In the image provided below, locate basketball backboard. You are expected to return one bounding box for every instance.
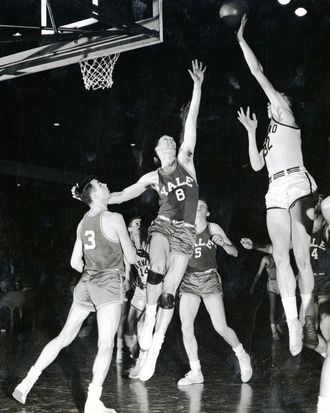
[0,0,163,82]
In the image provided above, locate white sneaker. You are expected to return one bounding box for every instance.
[84,398,116,413]
[237,352,253,383]
[287,319,303,356]
[12,379,33,404]
[139,316,156,351]
[129,350,148,379]
[138,348,160,382]
[177,370,204,386]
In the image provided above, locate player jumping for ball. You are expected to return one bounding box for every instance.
[236,15,318,356]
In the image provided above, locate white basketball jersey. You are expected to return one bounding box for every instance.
[263,118,304,176]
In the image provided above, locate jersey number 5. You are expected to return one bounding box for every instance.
[84,230,96,250]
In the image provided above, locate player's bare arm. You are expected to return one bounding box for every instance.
[103,212,137,264]
[240,237,273,254]
[70,221,84,273]
[321,195,330,241]
[237,107,264,171]
[178,59,206,175]
[108,170,159,204]
[210,222,238,257]
[250,256,268,294]
[237,15,293,121]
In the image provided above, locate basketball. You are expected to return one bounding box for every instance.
[219,0,249,28]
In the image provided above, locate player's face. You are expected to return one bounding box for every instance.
[196,200,208,219]
[91,179,110,200]
[156,136,176,159]
[129,219,141,236]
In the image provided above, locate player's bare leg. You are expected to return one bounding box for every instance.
[85,303,121,413]
[139,233,168,351]
[178,294,204,385]
[267,208,303,356]
[13,304,90,404]
[139,253,189,381]
[291,196,318,349]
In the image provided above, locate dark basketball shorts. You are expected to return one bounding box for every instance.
[148,218,196,259]
[180,269,223,298]
[73,269,124,311]
[314,273,330,304]
[267,279,280,295]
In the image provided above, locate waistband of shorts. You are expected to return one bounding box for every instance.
[268,166,306,183]
[187,268,217,276]
[157,215,195,229]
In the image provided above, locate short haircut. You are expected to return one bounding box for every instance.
[198,198,209,210]
[74,175,96,205]
[128,216,142,228]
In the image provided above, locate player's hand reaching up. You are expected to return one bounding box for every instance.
[188,59,207,86]
[237,107,258,135]
[237,13,247,42]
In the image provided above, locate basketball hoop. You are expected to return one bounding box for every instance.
[79,53,120,91]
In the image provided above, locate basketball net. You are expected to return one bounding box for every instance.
[79,53,120,90]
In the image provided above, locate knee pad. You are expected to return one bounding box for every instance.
[158,293,175,309]
[147,270,164,285]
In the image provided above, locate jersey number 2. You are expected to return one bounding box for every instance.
[84,230,96,250]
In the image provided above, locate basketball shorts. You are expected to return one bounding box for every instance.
[148,218,196,259]
[180,269,223,298]
[267,279,280,295]
[130,286,146,312]
[314,273,330,304]
[265,170,317,210]
[73,269,124,311]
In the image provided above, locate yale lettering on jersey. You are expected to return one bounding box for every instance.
[160,176,194,197]
[195,237,214,250]
[310,237,326,251]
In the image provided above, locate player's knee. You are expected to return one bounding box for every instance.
[147,269,164,285]
[158,293,175,309]
[272,252,290,272]
[294,250,309,272]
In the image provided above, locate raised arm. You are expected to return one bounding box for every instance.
[210,222,238,257]
[250,256,268,294]
[237,15,285,108]
[178,59,206,167]
[70,222,84,273]
[237,107,264,171]
[108,170,158,205]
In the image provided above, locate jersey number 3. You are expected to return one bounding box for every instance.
[84,230,96,250]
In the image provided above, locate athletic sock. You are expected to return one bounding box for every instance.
[300,293,313,320]
[281,297,298,321]
[233,343,246,357]
[145,303,157,318]
[317,396,330,413]
[189,359,201,372]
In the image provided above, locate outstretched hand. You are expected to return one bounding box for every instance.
[237,14,247,42]
[188,59,207,86]
[240,238,254,250]
[237,107,258,134]
[71,184,82,201]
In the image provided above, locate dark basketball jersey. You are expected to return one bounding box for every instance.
[310,224,330,276]
[80,211,124,276]
[158,160,199,225]
[186,224,217,273]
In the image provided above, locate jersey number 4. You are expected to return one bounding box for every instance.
[84,230,96,250]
